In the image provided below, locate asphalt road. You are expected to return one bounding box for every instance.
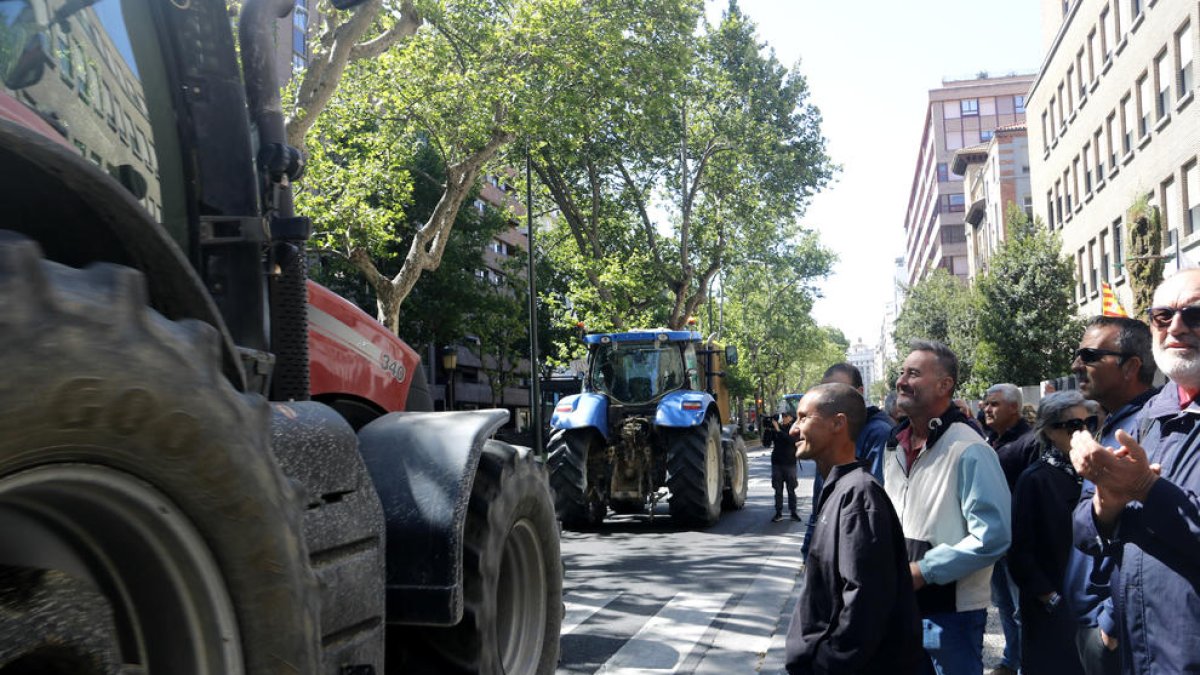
[556,445,1007,674]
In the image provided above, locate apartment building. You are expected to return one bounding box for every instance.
[1028,0,1198,316]
[903,74,1036,286]
[953,125,1034,278]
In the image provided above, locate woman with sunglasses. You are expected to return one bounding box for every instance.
[1007,391,1094,675]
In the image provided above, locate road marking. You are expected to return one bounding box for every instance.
[598,591,732,673]
[561,590,618,635]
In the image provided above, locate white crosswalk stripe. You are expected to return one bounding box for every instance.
[561,590,619,635]
[596,591,732,674]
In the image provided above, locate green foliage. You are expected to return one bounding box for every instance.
[1125,194,1163,317]
[531,0,834,332]
[971,205,1081,393]
[893,268,979,390]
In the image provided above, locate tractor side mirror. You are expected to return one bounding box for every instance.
[1,2,50,91]
[724,345,738,366]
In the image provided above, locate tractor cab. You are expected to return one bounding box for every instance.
[584,331,695,406]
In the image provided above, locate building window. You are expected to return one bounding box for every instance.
[1067,67,1077,111]
[1077,50,1089,98]
[1072,157,1081,203]
[937,163,949,182]
[1106,112,1119,168]
[1047,192,1056,229]
[1164,176,1179,234]
[941,193,966,213]
[292,0,308,70]
[1083,145,1092,193]
[488,240,508,256]
[1024,195,1034,220]
[1094,128,1105,179]
[1101,7,1114,61]
[941,225,966,243]
[1186,161,1200,235]
[961,99,979,116]
[1136,74,1152,137]
[980,129,994,142]
[1077,249,1087,298]
[1041,111,1050,152]
[1088,239,1098,295]
[1057,84,1066,129]
[1014,94,1026,114]
[1049,99,1058,139]
[1055,180,1064,223]
[1100,236,1111,283]
[1156,50,1172,119]
[1088,29,1098,81]
[1120,95,1133,154]
[1064,169,1073,213]
[1179,22,1194,98]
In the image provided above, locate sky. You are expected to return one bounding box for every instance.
[704,0,1045,347]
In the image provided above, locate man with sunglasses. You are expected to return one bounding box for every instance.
[1065,317,1157,675]
[1071,271,1200,675]
[885,340,1011,675]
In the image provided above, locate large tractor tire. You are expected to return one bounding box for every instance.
[666,417,724,526]
[722,434,749,510]
[395,441,562,675]
[0,233,320,673]
[547,428,605,528]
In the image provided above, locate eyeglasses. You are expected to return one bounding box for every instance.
[1072,347,1131,364]
[1147,305,1200,330]
[1049,416,1098,433]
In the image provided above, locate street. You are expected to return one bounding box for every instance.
[557,444,1007,674]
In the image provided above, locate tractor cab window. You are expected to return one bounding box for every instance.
[589,342,686,404]
[1,0,184,236]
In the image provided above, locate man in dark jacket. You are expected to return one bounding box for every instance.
[763,409,801,522]
[1065,315,1157,675]
[1071,270,1200,674]
[801,363,894,556]
[784,383,921,674]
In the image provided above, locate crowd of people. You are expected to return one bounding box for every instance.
[776,269,1200,675]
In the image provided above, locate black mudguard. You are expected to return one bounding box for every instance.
[357,409,509,626]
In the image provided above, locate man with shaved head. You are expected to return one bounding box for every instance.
[784,383,920,674]
[1071,269,1200,674]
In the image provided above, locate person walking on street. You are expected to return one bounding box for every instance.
[764,410,801,523]
[801,362,895,556]
[980,383,1033,675]
[784,383,922,674]
[1008,391,1092,675]
[885,339,1012,675]
[1071,269,1200,674]
[1066,316,1156,675]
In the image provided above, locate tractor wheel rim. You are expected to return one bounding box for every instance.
[497,518,547,673]
[0,463,243,674]
[705,432,720,502]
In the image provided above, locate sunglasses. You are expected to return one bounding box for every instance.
[1049,416,1098,433]
[1147,305,1200,329]
[1072,347,1131,364]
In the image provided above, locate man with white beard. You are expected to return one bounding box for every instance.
[1070,269,1200,674]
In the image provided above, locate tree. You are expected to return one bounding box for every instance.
[893,268,978,390]
[297,0,677,332]
[971,205,1081,392]
[531,0,833,330]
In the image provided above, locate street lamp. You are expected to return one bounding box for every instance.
[441,345,458,411]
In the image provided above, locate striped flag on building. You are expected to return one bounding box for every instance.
[1100,282,1129,317]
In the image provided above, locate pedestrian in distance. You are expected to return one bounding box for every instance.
[763,409,801,523]
[884,339,1012,675]
[801,362,895,556]
[784,383,922,674]
[1065,315,1156,675]
[1070,269,1200,674]
[1007,391,1092,675]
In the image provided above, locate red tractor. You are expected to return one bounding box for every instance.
[0,0,561,673]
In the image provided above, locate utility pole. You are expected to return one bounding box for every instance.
[526,145,543,456]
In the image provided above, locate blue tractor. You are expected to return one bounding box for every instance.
[547,329,749,527]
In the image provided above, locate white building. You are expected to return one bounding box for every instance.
[847,339,878,399]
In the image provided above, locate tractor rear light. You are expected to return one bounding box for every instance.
[681,401,702,410]
[555,402,575,413]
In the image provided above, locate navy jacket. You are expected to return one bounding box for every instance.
[1073,384,1200,674]
[786,461,921,674]
[764,418,798,466]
